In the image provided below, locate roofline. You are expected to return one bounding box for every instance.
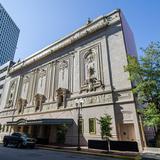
[10,9,121,73]
[20,9,119,62]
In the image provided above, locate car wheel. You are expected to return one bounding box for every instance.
[3,141,8,147]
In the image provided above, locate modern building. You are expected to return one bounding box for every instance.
[0,61,15,109]
[0,9,144,151]
[0,3,20,65]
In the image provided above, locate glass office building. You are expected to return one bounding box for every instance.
[0,3,20,65]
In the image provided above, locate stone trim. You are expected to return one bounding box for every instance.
[0,89,134,118]
[0,100,135,119]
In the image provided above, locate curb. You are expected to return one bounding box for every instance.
[37,146,138,160]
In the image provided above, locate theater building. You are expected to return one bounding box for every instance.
[0,9,143,150]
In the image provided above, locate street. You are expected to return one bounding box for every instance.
[0,144,124,160]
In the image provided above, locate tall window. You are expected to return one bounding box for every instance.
[89,118,96,134]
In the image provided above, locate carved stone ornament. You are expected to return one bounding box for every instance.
[39,68,47,78]
[80,79,104,93]
[56,88,70,108]
[23,75,30,83]
[80,48,104,93]
[34,94,46,111]
[17,98,27,114]
[59,60,68,70]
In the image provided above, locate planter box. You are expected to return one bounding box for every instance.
[88,140,108,150]
[88,140,139,152]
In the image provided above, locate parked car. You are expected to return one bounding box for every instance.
[3,132,36,148]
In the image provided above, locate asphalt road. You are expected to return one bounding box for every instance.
[0,144,124,160]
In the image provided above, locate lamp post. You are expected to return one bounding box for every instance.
[75,98,84,151]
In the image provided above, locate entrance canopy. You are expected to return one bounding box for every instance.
[7,118,73,126]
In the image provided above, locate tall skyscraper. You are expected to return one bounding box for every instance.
[0,3,20,65]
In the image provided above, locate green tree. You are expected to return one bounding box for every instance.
[142,103,160,127]
[56,124,68,144]
[98,114,112,151]
[124,42,160,146]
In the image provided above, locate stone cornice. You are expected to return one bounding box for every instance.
[10,9,120,74]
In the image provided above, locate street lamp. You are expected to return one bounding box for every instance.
[75,98,84,151]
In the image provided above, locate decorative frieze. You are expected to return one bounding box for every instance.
[0,110,15,117]
[0,90,134,117]
[82,94,112,106]
[67,93,112,108]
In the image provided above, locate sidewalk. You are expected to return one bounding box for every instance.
[141,153,160,160]
[141,147,160,160]
[37,144,139,160]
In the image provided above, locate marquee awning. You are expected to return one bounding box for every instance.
[7,118,73,126]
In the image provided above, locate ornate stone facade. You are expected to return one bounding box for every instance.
[80,43,104,93]
[0,10,143,151]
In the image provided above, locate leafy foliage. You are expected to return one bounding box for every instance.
[139,103,160,127]
[98,114,112,140]
[57,124,68,144]
[124,42,160,127]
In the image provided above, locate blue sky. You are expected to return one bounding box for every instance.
[0,0,160,61]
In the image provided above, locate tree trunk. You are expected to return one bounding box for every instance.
[108,139,110,152]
